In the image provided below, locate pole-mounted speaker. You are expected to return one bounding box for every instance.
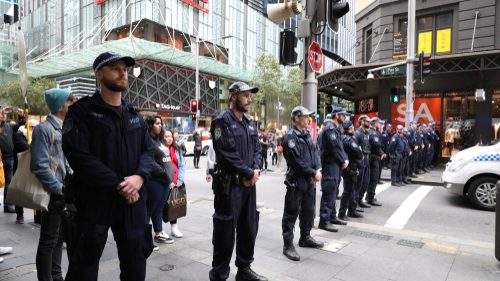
[267,0,303,24]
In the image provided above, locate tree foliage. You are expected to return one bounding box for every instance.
[0,77,56,116]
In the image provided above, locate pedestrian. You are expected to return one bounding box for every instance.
[209,81,267,281]
[31,88,74,281]
[354,115,372,209]
[282,106,324,262]
[270,132,278,166]
[163,129,186,239]
[317,108,349,233]
[338,120,364,220]
[0,107,18,214]
[193,130,202,168]
[12,119,40,224]
[276,137,284,172]
[259,129,269,172]
[62,52,155,281]
[365,117,386,206]
[389,125,405,186]
[144,115,174,248]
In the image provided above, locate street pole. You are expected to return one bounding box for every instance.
[195,37,200,130]
[301,0,317,113]
[405,0,416,128]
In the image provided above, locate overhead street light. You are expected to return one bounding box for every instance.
[367,72,374,79]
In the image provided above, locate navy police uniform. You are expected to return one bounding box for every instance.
[209,99,262,279]
[354,123,371,205]
[366,120,385,203]
[389,129,405,185]
[338,120,364,218]
[62,92,155,281]
[317,118,348,227]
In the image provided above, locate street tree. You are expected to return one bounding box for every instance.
[0,77,56,116]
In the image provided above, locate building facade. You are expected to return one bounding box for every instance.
[319,0,500,158]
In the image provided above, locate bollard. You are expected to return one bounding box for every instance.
[496,180,500,262]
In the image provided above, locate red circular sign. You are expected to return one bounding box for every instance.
[308,41,323,72]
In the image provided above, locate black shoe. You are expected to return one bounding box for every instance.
[283,245,300,261]
[358,202,371,208]
[367,198,382,207]
[403,179,411,184]
[377,180,384,184]
[392,182,402,187]
[330,217,347,226]
[318,222,339,232]
[347,211,363,218]
[298,236,324,249]
[356,208,364,213]
[236,266,268,281]
[338,213,348,221]
[409,174,417,178]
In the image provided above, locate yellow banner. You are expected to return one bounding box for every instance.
[436,28,451,53]
[418,31,433,54]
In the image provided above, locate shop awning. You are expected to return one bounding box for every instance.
[9,36,252,82]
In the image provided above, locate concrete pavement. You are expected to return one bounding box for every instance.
[1,159,499,281]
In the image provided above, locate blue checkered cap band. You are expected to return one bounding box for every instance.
[473,154,500,161]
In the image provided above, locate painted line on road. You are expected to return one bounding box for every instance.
[384,185,434,230]
[375,183,391,194]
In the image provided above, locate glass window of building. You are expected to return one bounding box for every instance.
[492,90,500,143]
[363,26,372,63]
[442,93,476,157]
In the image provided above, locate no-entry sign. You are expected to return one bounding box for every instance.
[308,41,323,73]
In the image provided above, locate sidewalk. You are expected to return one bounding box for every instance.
[380,166,445,186]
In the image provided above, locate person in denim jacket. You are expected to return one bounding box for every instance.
[31,88,74,281]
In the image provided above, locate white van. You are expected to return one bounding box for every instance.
[442,142,500,211]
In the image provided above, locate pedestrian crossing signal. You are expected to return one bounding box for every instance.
[390,95,400,103]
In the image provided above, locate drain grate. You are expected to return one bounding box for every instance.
[350,230,392,241]
[397,239,424,248]
[160,264,175,271]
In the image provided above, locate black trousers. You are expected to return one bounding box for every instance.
[261,152,268,170]
[282,185,315,245]
[210,184,258,281]
[66,222,153,281]
[36,194,65,281]
[339,173,357,215]
[319,176,340,223]
[194,150,202,167]
[356,158,370,203]
[366,158,380,200]
[391,154,402,183]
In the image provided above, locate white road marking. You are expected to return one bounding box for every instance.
[384,185,434,230]
[375,182,391,194]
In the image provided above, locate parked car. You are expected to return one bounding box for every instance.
[178,134,212,156]
[442,142,500,211]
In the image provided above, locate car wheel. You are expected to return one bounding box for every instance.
[467,176,497,211]
[202,146,209,156]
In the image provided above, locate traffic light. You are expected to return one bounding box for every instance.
[419,51,431,83]
[390,88,400,103]
[327,0,350,32]
[279,30,298,66]
[190,99,198,113]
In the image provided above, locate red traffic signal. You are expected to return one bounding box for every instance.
[190,99,198,112]
[419,51,431,83]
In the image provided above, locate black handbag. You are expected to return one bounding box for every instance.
[163,184,187,222]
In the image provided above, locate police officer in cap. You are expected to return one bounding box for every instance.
[282,106,323,262]
[338,120,364,220]
[365,117,386,206]
[317,108,349,232]
[209,81,267,281]
[389,125,405,186]
[354,115,372,209]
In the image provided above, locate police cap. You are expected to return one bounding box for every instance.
[331,107,350,116]
[396,125,404,131]
[93,52,135,72]
[291,106,315,118]
[343,120,354,130]
[229,81,259,95]
[358,115,369,123]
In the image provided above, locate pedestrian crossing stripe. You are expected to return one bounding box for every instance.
[473,153,500,161]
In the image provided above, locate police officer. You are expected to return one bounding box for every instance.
[282,106,323,262]
[338,120,364,220]
[381,123,392,170]
[209,81,267,281]
[354,115,371,208]
[408,121,419,178]
[419,125,429,173]
[401,128,412,184]
[62,52,156,281]
[365,117,386,206]
[389,125,405,186]
[317,108,349,232]
[414,123,425,174]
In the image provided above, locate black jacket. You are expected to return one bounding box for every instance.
[317,120,348,179]
[62,92,155,239]
[149,137,174,184]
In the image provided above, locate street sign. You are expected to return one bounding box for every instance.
[308,41,323,73]
[381,65,406,76]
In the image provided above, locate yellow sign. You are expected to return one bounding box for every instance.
[436,28,451,53]
[418,31,433,54]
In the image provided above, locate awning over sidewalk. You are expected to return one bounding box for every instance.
[9,36,252,82]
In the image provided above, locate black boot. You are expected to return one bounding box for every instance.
[367,198,382,207]
[330,217,347,225]
[236,266,268,281]
[283,245,300,261]
[347,211,363,218]
[298,236,324,249]
[358,201,371,208]
[318,222,339,232]
[338,213,348,221]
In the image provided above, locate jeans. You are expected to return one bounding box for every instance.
[3,157,14,210]
[36,194,65,281]
[145,179,169,233]
[194,150,202,167]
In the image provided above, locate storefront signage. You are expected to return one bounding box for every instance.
[418,31,433,54]
[155,103,181,111]
[393,32,407,59]
[391,97,441,127]
[355,97,378,114]
[179,0,208,13]
[436,28,451,53]
[381,65,406,76]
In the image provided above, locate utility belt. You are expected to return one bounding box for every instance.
[343,167,359,177]
[212,167,240,196]
[322,157,335,164]
[370,154,381,161]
